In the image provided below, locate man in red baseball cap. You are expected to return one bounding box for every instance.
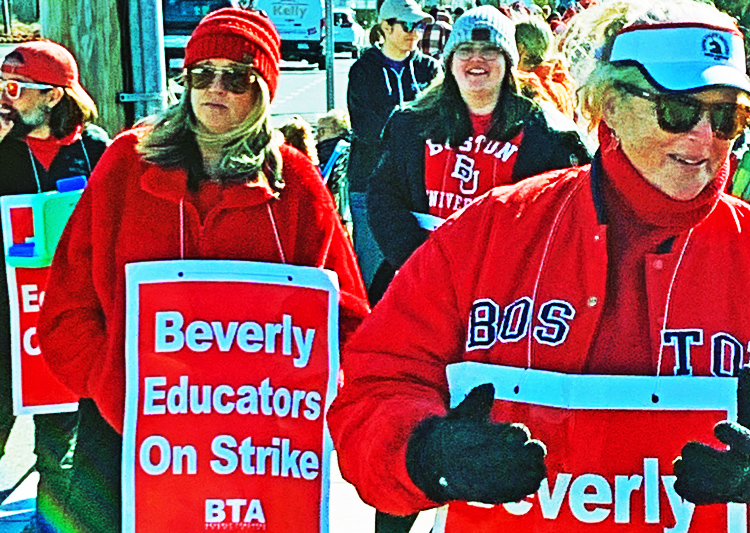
[0,39,109,533]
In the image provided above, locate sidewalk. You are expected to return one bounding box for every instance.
[0,416,436,532]
[0,415,36,532]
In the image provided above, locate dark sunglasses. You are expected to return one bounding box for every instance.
[186,65,257,94]
[0,79,54,100]
[614,81,750,140]
[387,19,425,33]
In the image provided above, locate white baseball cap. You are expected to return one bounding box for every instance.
[609,22,750,94]
[379,0,433,24]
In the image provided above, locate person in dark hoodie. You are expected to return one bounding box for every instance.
[346,0,440,305]
[367,6,590,276]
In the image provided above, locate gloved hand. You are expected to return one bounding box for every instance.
[405,383,547,505]
[673,368,750,504]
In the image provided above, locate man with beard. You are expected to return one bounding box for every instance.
[0,40,108,532]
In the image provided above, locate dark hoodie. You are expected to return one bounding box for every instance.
[347,46,440,192]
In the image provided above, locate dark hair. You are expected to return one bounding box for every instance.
[49,88,97,139]
[408,53,529,145]
[369,24,385,45]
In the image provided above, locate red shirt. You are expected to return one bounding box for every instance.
[25,125,83,170]
[423,113,522,219]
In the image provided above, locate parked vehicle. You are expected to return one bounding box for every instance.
[333,8,366,58]
[251,0,326,69]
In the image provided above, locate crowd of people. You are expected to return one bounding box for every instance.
[0,0,749,532]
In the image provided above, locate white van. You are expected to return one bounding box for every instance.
[250,0,326,69]
[333,8,366,58]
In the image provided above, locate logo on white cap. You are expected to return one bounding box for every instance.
[608,23,750,93]
[703,33,730,61]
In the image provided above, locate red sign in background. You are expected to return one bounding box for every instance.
[2,198,78,414]
[123,265,337,533]
[13,266,78,410]
[444,363,747,532]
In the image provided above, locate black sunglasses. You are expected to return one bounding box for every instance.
[387,19,425,33]
[186,65,257,94]
[614,81,750,140]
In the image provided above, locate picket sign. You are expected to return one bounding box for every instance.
[437,362,748,533]
[0,194,78,415]
[122,260,340,533]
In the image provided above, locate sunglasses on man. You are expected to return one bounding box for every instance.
[615,81,750,140]
[0,79,54,100]
[386,19,425,33]
[186,65,257,94]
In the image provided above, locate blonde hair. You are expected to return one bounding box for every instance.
[138,70,284,191]
[317,109,350,138]
[562,0,740,130]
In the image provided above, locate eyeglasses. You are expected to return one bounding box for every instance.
[387,19,425,33]
[453,44,503,61]
[614,81,750,140]
[0,79,54,100]
[186,65,257,94]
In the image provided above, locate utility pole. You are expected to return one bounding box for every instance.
[39,0,167,135]
[325,0,334,111]
[2,0,11,34]
[121,0,167,121]
[39,0,127,136]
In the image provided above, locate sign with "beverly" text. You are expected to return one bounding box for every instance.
[439,362,747,533]
[122,260,340,532]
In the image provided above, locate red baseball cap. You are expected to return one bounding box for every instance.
[1,40,95,108]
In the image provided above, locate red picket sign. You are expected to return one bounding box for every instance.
[122,260,340,533]
[1,195,78,415]
[439,362,748,533]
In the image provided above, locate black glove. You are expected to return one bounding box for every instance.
[673,368,750,504]
[405,383,547,505]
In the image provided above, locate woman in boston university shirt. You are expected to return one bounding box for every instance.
[366,6,590,275]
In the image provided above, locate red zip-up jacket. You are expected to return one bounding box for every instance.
[37,128,369,433]
[328,146,750,515]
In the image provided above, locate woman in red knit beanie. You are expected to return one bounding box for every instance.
[36,7,368,532]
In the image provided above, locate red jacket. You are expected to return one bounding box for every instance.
[38,129,369,433]
[328,156,750,515]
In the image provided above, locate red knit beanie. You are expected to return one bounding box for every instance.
[184,8,281,99]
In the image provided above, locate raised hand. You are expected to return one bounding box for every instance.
[673,368,750,504]
[406,383,547,505]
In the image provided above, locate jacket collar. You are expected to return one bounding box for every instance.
[596,122,729,231]
[140,163,277,207]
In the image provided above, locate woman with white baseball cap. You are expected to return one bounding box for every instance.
[346,0,440,308]
[328,0,750,529]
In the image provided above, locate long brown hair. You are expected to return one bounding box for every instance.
[137,71,284,192]
[407,53,530,145]
[49,88,98,138]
